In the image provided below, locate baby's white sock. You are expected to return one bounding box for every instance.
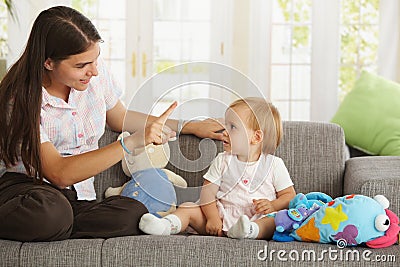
[227,215,259,239]
[139,213,182,235]
[139,213,171,235]
[164,214,182,234]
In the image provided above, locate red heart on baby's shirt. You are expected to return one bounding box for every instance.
[243,179,249,185]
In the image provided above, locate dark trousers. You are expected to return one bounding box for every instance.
[0,172,148,242]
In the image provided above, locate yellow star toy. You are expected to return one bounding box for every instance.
[321,204,348,231]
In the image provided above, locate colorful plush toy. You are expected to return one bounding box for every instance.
[276,193,399,248]
[105,132,187,217]
[289,192,332,210]
[269,192,331,242]
[273,206,319,232]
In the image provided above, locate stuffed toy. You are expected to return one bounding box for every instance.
[268,192,331,242]
[289,192,333,210]
[272,193,400,248]
[291,194,399,248]
[105,132,187,217]
[273,206,319,232]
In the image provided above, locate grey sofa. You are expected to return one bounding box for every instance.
[1,121,399,267]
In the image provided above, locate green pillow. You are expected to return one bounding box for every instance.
[331,71,400,156]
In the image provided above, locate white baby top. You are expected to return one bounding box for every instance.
[203,152,294,230]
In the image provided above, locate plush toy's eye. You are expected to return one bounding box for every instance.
[375,214,390,232]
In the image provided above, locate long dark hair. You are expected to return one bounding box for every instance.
[0,6,102,182]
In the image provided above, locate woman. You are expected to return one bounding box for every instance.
[0,6,223,242]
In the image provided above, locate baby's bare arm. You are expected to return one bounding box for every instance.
[271,186,296,211]
[200,180,223,236]
[253,186,296,214]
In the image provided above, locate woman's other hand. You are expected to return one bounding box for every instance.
[183,118,225,141]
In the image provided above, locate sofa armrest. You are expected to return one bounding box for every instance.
[344,156,400,215]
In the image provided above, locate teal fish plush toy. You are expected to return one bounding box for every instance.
[290,194,399,248]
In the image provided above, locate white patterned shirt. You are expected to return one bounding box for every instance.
[1,59,122,200]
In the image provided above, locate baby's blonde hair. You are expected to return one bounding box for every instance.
[229,97,282,154]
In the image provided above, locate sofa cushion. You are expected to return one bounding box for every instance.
[101,235,267,266]
[275,121,346,198]
[331,71,400,156]
[166,134,222,188]
[0,240,21,266]
[268,240,376,262]
[19,239,104,266]
[344,156,400,216]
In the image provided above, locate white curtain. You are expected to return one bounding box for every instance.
[378,0,400,82]
[310,0,340,122]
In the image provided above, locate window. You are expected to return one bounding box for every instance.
[0,2,8,57]
[269,0,312,121]
[339,0,379,100]
[4,1,382,121]
[0,1,9,80]
[153,0,212,72]
[72,0,127,90]
[252,0,380,121]
[72,0,223,119]
[151,0,214,118]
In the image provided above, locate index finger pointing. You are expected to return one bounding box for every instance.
[157,101,177,123]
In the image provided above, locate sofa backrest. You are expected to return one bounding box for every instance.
[276,121,347,198]
[95,121,347,202]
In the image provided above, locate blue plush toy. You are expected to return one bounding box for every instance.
[268,192,332,241]
[105,132,187,217]
[289,192,332,210]
[274,206,318,231]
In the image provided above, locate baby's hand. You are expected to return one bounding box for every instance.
[253,199,275,215]
[205,217,223,236]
